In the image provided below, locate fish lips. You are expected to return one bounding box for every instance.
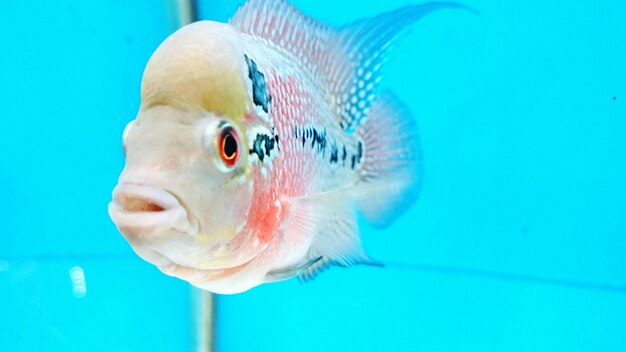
[108,183,198,237]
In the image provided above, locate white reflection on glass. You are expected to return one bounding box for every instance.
[69,266,87,298]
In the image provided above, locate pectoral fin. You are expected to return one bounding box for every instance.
[265,191,379,283]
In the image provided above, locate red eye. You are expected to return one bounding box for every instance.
[219,126,239,167]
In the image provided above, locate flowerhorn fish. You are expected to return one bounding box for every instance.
[108,0,466,294]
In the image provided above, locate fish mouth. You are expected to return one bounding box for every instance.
[108,183,198,235]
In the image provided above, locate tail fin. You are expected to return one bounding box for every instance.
[354,91,422,228]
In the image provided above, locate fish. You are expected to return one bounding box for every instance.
[108,0,467,294]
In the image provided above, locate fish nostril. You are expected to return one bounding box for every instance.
[119,195,166,212]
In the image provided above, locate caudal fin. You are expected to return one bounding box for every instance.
[354,91,422,228]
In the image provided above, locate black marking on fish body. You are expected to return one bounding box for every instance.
[315,130,323,153]
[318,129,327,156]
[251,135,265,162]
[288,125,369,170]
[249,133,278,162]
[330,142,338,164]
[293,125,334,159]
[244,55,271,113]
[264,136,274,156]
[311,129,317,148]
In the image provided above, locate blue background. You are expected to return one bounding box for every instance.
[1,0,625,351]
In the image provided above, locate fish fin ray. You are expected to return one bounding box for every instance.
[266,193,374,282]
[230,0,333,81]
[265,256,323,282]
[297,255,384,282]
[231,0,469,131]
[353,91,422,227]
[330,2,469,131]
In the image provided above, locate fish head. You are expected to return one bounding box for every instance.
[109,21,268,287]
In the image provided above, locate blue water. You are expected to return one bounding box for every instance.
[1,0,625,351]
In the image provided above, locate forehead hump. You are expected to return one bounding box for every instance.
[140,21,251,119]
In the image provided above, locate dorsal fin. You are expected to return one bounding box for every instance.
[230,0,333,82]
[231,0,469,131]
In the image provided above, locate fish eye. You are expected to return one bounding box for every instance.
[122,120,135,156]
[219,125,239,167]
[203,121,241,172]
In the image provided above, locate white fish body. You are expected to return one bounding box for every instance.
[109,0,466,294]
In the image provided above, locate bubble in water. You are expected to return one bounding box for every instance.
[69,266,87,298]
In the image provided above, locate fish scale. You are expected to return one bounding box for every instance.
[240,35,364,196]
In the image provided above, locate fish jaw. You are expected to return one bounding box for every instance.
[159,257,269,294]
[108,183,272,292]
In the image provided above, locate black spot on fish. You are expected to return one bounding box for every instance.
[251,135,265,162]
[315,129,323,154]
[356,141,363,163]
[351,155,356,169]
[311,129,317,148]
[341,145,347,163]
[244,55,271,113]
[249,133,277,162]
[264,137,274,156]
[330,143,338,164]
[294,125,329,157]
